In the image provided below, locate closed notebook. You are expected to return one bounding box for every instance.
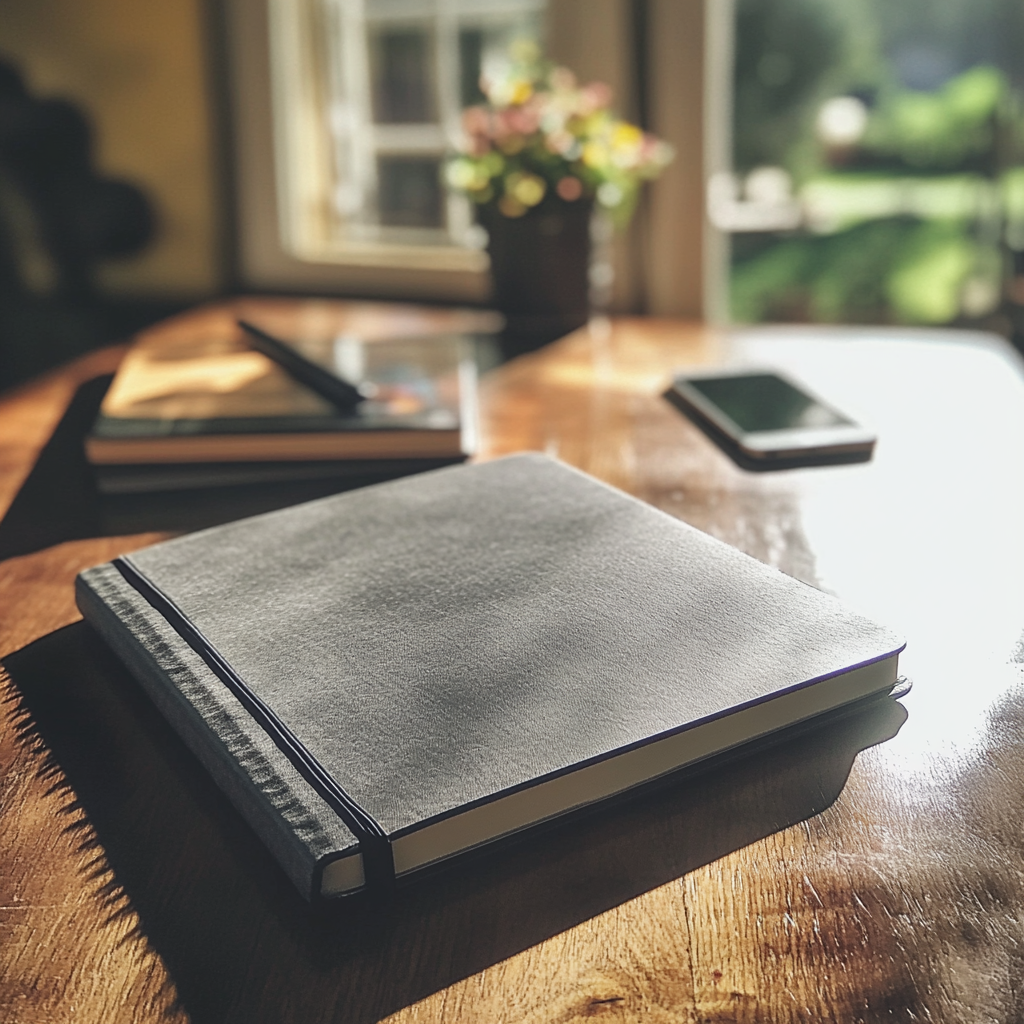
[86,327,477,491]
[75,454,904,902]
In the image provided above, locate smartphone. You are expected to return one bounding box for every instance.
[664,368,875,470]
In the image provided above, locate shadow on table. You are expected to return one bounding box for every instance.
[0,376,109,559]
[3,622,907,1024]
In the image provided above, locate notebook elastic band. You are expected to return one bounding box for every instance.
[113,555,395,894]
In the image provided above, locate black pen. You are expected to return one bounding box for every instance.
[238,319,365,413]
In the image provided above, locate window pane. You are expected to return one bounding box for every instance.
[370,26,436,124]
[377,156,444,228]
[459,28,487,108]
[273,0,546,258]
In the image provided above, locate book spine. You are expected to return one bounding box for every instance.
[75,563,359,901]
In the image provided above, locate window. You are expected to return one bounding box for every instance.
[227,0,544,299]
[322,0,541,247]
[223,0,707,313]
[717,0,1024,330]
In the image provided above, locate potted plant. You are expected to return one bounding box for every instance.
[446,44,673,352]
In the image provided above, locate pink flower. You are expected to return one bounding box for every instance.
[493,108,517,139]
[446,52,673,227]
[546,130,574,155]
[578,82,613,115]
[556,176,583,201]
[462,106,490,136]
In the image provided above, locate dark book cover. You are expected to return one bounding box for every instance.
[76,455,904,902]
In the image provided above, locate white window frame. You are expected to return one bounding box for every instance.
[223,0,542,301]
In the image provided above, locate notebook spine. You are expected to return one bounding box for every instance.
[112,555,394,894]
[75,564,357,900]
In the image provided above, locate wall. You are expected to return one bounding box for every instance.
[647,0,710,319]
[548,0,709,318]
[0,0,222,299]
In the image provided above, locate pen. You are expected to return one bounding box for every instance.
[238,319,365,413]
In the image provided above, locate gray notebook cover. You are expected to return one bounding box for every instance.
[76,453,904,901]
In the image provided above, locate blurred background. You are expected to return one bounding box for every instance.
[723,0,1024,338]
[1,0,1022,391]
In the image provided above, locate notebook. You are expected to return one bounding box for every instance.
[86,325,478,492]
[75,454,904,902]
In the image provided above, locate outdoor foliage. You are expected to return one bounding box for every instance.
[730,0,1024,326]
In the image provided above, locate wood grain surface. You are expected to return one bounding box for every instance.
[2,300,1023,1022]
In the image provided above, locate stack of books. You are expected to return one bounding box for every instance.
[86,318,481,497]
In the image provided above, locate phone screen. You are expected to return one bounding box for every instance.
[687,374,852,433]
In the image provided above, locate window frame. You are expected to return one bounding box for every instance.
[222,0,544,300]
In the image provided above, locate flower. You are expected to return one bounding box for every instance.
[556,176,583,201]
[445,47,673,227]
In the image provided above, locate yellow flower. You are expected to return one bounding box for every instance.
[510,80,533,105]
[512,173,546,207]
[447,45,674,228]
[582,141,608,168]
[611,123,643,151]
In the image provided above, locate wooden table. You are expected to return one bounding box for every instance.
[3,299,1024,1022]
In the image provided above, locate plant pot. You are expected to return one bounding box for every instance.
[479,198,591,356]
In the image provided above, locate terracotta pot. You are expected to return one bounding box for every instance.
[479,198,591,355]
